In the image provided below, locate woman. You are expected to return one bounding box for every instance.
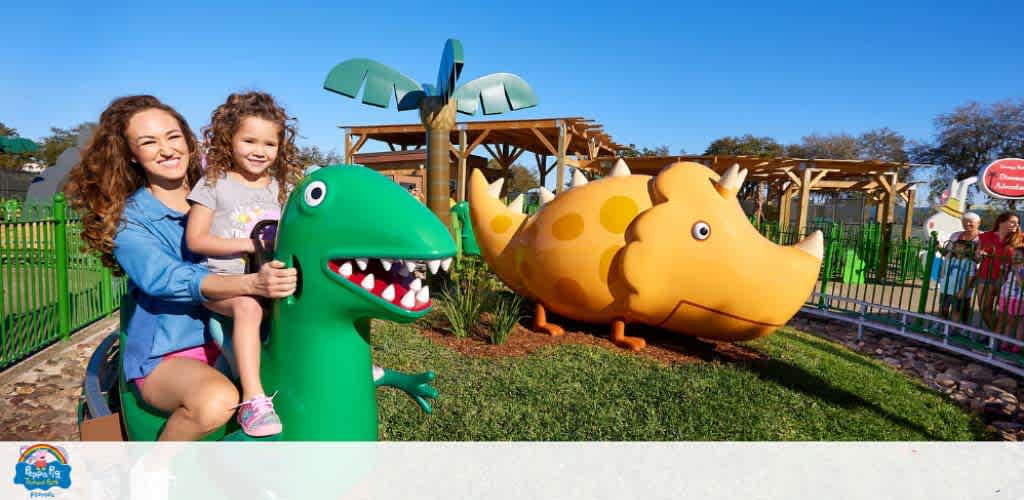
[64,95,297,440]
[947,212,982,247]
[974,212,1020,330]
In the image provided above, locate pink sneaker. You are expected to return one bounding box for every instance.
[236,394,282,437]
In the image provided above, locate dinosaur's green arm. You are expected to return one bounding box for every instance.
[374,367,438,414]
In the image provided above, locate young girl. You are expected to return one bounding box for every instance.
[186,91,304,436]
[996,246,1024,352]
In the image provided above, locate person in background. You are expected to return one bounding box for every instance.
[939,239,977,323]
[946,212,982,248]
[975,212,1020,330]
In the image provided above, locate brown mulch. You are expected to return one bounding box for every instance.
[420,312,766,366]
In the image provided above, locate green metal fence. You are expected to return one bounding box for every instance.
[766,221,1024,367]
[0,194,127,371]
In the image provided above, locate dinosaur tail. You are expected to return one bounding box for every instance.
[467,168,531,296]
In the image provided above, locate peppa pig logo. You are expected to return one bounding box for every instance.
[12,444,71,495]
[980,158,1024,199]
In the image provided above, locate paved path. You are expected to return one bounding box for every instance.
[0,316,117,441]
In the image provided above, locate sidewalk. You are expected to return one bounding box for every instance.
[0,316,118,441]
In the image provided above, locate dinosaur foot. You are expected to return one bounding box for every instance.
[610,320,645,351]
[533,303,565,337]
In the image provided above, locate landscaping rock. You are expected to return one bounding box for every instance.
[993,377,1019,392]
[935,373,958,388]
[883,357,903,368]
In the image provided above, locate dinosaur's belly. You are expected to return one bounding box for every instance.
[517,176,652,322]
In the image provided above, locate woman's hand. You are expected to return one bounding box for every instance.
[250,260,298,298]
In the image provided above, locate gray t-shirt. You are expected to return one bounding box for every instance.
[187,174,282,275]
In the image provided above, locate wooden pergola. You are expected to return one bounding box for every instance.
[579,155,917,239]
[340,117,624,201]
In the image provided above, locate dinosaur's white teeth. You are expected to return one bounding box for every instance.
[416,286,430,303]
[405,261,418,273]
[609,158,632,177]
[508,194,524,213]
[441,257,452,272]
[380,259,393,271]
[381,284,396,301]
[487,178,505,198]
[571,169,588,188]
[356,258,368,271]
[428,259,441,274]
[409,278,423,291]
[360,274,374,290]
[339,262,353,277]
[539,187,555,205]
[400,290,416,308]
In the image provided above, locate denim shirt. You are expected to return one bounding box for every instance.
[113,187,212,381]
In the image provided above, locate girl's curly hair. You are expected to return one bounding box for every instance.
[202,91,303,206]
[63,95,202,274]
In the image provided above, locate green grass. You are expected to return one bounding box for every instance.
[373,323,993,441]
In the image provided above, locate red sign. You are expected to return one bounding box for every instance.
[980,158,1024,199]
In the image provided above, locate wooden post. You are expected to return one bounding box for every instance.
[457,128,468,202]
[555,121,568,193]
[797,168,813,238]
[902,187,915,240]
[344,130,352,164]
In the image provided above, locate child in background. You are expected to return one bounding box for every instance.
[185,92,305,436]
[995,247,1024,352]
[939,240,977,323]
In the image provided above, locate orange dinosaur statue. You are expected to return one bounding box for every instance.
[468,160,823,350]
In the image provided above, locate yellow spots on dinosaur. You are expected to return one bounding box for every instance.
[553,277,586,307]
[491,215,513,234]
[600,196,639,234]
[552,213,584,240]
[599,244,621,283]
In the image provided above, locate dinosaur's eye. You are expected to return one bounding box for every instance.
[304,181,326,207]
[692,221,711,241]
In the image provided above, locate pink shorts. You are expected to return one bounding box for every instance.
[132,342,221,391]
[999,297,1024,316]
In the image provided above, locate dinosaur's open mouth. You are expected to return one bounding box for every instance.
[327,257,452,312]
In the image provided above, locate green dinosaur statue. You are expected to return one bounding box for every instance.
[116,164,456,441]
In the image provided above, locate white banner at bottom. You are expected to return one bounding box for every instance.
[1,442,1023,500]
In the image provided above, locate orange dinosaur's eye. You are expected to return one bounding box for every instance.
[692,221,711,241]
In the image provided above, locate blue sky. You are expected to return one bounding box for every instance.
[3,1,1022,191]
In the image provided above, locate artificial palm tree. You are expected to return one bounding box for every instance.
[323,39,538,228]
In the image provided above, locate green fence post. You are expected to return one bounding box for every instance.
[916,231,938,322]
[53,193,71,340]
[101,266,114,317]
[818,222,838,309]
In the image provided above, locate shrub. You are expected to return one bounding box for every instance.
[435,256,492,338]
[488,293,523,345]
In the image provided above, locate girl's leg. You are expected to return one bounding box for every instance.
[138,358,239,441]
[205,296,266,401]
[982,283,998,330]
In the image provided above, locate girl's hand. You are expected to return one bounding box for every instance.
[251,260,297,298]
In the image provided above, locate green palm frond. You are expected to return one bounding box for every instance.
[452,73,538,116]
[323,58,424,110]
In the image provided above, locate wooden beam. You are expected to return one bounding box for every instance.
[530,127,558,156]
[466,129,491,156]
[351,134,368,156]
[344,131,352,164]
[902,188,915,240]
[797,168,813,238]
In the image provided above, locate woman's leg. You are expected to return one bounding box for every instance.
[205,296,266,401]
[138,358,239,441]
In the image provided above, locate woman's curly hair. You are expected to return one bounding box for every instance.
[201,91,304,206]
[63,95,202,274]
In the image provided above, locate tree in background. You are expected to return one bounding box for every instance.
[858,127,909,163]
[505,164,538,196]
[704,134,784,157]
[0,121,25,170]
[912,99,1024,203]
[296,145,343,167]
[38,122,95,167]
[619,144,674,157]
[785,132,861,160]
